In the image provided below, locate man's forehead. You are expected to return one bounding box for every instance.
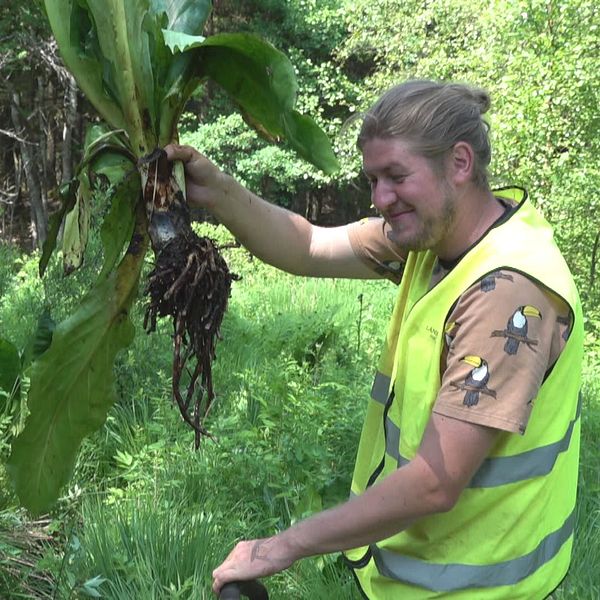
[362,148,420,175]
[361,137,420,167]
[361,159,410,175]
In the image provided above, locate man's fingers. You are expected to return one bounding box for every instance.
[164,143,197,163]
[212,566,236,596]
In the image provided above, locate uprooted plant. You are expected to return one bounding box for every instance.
[142,149,239,448]
[2,0,338,515]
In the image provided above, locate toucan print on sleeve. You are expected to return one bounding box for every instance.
[491,305,542,355]
[434,273,570,435]
[480,271,514,292]
[444,320,460,348]
[450,355,497,407]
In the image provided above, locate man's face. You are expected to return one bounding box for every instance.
[362,137,457,254]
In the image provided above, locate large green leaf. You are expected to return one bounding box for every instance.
[155,3,211,144]
[98,172,139,281]
[7,223,149,515]
[149,0,211,34]
[83,0,160,153]
[162,31,339,171]
[43,0,125,132]
[21,309,57,371]
[39,180,78,278]
[79,134,140,282]
[44,0,213,153]
[162,29,206,53]
[192,34,339,174]
[80,124,133,166]
[44,0,157,153]
[282,110,342,177]
[41,128,137,279]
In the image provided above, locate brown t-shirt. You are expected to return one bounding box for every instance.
[348,216,572,435]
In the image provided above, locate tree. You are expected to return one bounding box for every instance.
[340,0,600,314]
[0,2,82,250]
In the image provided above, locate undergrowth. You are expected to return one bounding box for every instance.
[0,228,598,599]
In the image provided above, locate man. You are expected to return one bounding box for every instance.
[165,80,583,599]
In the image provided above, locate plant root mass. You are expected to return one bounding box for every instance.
[144,230,237,449]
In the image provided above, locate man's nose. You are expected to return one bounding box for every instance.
[371,180,396,211]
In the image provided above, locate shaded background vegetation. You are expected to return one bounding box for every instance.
[2,0,599,316]
[1,0,599,598]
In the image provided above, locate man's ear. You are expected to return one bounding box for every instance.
[447,142,475,185]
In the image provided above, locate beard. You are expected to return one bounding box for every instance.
[388,185,457,252]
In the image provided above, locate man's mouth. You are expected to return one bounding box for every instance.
[388,209,414,221]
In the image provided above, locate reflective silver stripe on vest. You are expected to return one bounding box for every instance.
[370,508,575,591]
[470,392,582,488]
[371,371,391,405]
[385,418,403,463]
[383,392,582,487]
[385,419,409,467]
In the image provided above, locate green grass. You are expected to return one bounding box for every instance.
[77,496,220,599]
[553,374,600,599]
[0,230,599,599]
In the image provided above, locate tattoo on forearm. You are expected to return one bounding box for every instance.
[250,539,271,563]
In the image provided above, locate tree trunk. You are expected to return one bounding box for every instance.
[36,75,51,215]
[304,191,322,223]
[10,90,47,250]
[61,74,78,184]
[11,150,23,240]
[46,79,57,191]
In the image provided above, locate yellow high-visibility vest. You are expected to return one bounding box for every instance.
[345,188,584,599]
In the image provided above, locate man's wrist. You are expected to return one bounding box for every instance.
[277,524,314,563]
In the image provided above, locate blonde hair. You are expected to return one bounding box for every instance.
[358,80,492,188]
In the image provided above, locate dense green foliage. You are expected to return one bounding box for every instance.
[185,0,600,318]
[339,0,600,314]
[0,226,599,598]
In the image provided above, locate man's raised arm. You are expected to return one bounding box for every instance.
[165,144,379,280]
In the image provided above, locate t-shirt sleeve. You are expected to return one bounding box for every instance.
[433,271,572,434]
[347,217,407,284]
